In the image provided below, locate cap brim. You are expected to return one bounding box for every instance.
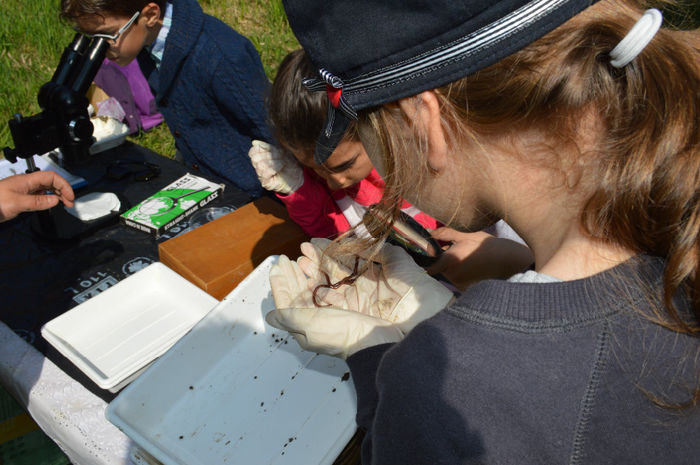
[313,111,351,165]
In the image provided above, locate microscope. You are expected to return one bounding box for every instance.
[3,33,111,239]
[4,33,109,170]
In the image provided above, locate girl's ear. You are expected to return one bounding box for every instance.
[141,2,162,27]
[397,91,448,173]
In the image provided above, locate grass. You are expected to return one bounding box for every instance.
[0,0,299,157]
[1,1,698,157]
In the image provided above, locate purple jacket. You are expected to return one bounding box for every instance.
[94,58,163,134]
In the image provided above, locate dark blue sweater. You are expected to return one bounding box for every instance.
[138,0,272,197]
[348,256,699,464]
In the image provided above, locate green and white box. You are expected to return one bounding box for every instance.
[121,173,224,238]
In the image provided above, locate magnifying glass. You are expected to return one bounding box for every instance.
[363,205,443,267]
[135,188,208,219]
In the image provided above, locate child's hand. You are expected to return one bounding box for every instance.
[267,253,403,359]
[265,239,454,359]
[248,140,304,195]
[296,238,453,327]
[427,227,533,291]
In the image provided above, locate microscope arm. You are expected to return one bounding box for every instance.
[3,34,109,166]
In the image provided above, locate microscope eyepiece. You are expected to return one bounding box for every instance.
[5,33,109,166]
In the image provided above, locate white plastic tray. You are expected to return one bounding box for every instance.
[41,262,218,392]
[106,255,357,465]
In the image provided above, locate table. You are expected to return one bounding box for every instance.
[1,142,251,359]
[0,142,252,464]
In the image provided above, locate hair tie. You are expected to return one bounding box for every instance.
[609,9,663,68]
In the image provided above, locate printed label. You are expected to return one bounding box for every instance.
[69,275,119,304]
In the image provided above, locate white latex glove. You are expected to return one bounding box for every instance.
[267,254,404,358]
[248,140,304,195]
[298,238,454,332]
[266,306,403,359]
[265,240,454,359]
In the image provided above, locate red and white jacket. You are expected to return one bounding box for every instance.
[277,168,440,239]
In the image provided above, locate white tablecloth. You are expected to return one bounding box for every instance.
[0,321,135,465]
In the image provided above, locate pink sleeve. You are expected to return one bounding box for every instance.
[277,168,351,238]
[410,210,442,230]
[358,169,442,230]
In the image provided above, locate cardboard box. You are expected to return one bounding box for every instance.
[121,173,224,238]
[158,197,308,299]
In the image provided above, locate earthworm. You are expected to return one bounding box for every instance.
[312,256,361,307]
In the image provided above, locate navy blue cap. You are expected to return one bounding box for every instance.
[282,0,600,164]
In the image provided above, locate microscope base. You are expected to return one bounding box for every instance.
[30,196,128,241]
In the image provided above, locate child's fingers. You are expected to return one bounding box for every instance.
[429,226,463,242]
[298,255,323,282]
[312,285,348,308]
[270,255,311,308]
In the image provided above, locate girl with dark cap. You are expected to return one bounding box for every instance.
[266,0,700,462]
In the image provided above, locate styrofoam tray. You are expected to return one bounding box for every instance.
[41,262,218,392]
[106,255,357,465]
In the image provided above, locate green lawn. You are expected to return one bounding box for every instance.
[0,0,298,157]
[1,1,698,158]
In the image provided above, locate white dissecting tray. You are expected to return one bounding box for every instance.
[41,262,218,392]
[106,255,357,465]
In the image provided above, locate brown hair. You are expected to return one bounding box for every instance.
[269,49,401,255]
[360,0,699,401]
[60,0,166,21]
[268,49,359,161]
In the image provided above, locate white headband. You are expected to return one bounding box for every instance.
[609,9,663,68]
